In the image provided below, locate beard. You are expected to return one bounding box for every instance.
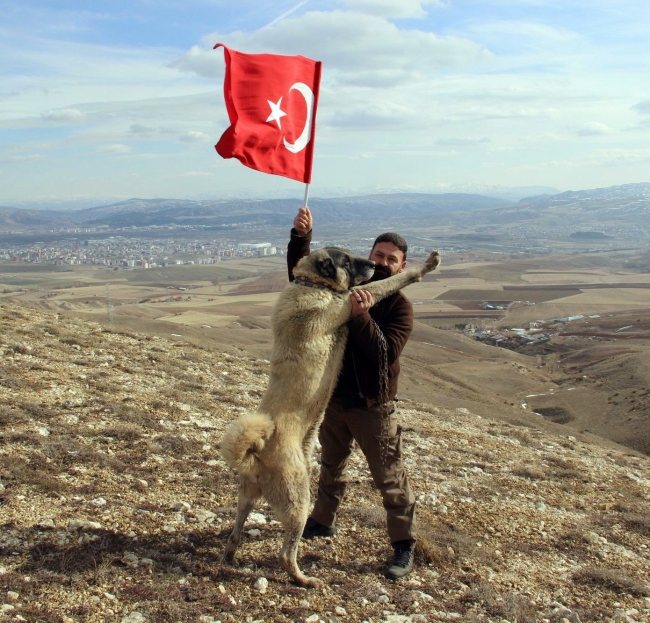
[371,264,394,281]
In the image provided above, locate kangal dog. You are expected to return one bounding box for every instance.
[220,247,440,586]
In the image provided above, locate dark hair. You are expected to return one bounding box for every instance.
[372,232,408,260]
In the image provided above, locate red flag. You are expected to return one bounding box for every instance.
[214,44,322,184]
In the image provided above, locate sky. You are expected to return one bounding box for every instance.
[1,0,649,207]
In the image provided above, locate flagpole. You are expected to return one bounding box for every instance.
[303,183,310,208]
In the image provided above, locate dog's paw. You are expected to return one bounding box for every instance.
[298,575,324,589]
[422,250,441,273]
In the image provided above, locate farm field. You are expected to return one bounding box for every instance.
[2,247,650,454]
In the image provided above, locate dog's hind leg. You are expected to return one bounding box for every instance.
[223,479,260,563]
[276,472,322,588]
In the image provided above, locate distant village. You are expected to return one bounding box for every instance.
[467,313,601,350]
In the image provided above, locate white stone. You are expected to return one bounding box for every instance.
[37,427,50,436]
[193,510,216,523]
[299,600,310,608]
[6,591,19,601]
[305,615,320,623]
[413,590,434,602]
[253,577,268,593]
[68,519,102,531]
[335,606,347,616]
[91,497,107,507]
[123,553,139,567]
[247,512,267,525]
[247,529,261,537]
[172,501,191,512]
[38,518,55,528]
[121,613,145,623]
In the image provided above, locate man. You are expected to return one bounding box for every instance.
[287,206,416,580]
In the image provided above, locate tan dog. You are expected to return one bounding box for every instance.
[220,246,440,586]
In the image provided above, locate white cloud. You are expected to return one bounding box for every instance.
[179,130,211,143]
[328,102,417,129]
[632,100,650,115]
[585,148,650,166]
[338,0,447,19]
[435,137,492,146]
[96,144,132,154]
[129,123,156,134]
[2,154,47,163]
[172,11,490,87]
[177,171,214,177]
[41,108,85,122]
[576,121,611,136]
[169,45,224,80]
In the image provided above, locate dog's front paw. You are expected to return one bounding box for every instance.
[422,250,441,273]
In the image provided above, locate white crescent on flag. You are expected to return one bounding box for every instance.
[283,82,314,154]
[264,82,315,154]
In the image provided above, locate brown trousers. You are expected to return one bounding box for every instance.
[310,396,416,544]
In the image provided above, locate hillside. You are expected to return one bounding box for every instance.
[1,306,649,622]
[479,183,650,226]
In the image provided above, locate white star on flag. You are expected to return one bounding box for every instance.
[266,97,287,129]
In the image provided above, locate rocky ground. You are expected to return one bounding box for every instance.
[1,304,649,623]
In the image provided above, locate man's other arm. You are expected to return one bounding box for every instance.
[347,295,414,366]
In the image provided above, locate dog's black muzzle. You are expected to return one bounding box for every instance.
[350,259,375,286]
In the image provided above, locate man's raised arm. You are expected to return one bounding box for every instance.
[287,206,313,281]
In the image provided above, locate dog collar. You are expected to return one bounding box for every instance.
[293,276,341,293]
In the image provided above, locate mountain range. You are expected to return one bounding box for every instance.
[1,182,649,231]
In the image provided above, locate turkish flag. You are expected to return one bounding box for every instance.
[214,44,322,184]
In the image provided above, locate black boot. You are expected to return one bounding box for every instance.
[386,539,414,580]
[302,517,337,539]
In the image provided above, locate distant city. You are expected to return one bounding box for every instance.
[1,183,649,268]
[0,237,280,268]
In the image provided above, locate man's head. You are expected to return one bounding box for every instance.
[370,233,407,279]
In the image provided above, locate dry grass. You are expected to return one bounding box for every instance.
[151,434,202,458]
[415,522,479,567]
[0,404,26,426]
[622,512,650,536]
[349,506,385,529]
[573,566,650,596]
[510,463,547,480]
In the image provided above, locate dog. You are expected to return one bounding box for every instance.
[220,246,440,586]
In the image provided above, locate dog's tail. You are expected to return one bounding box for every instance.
[220,412,275,475]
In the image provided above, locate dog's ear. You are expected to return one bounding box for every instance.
[315,256,336,279]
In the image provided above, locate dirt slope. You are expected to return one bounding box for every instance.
[1,305,649,623]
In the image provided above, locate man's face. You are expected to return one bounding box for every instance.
[369,241,407,279]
